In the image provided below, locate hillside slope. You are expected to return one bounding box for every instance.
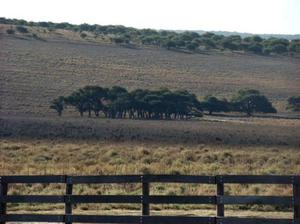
[0,27,300,116]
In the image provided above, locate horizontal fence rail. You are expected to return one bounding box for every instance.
[0,175,300,224]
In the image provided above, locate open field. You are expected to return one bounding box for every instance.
[1,115,300,146]
[1,26,300,116]
[1,24,300,219]
[0,137,299,217]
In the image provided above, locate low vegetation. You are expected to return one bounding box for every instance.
[287,96,300,111]
[0,138,299,215]
[1,17,300,56]
[50,87,277,118]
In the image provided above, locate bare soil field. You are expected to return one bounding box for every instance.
[1,28,300,116]
[1,115,299,146]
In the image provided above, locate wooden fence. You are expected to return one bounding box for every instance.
[0,175,300,224]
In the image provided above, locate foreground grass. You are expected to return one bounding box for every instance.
[0,138,299,216]
[1,138,299,176]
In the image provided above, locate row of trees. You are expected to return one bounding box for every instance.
[50,86,202,119]
[2,17,299,55]
[50,86,278,119]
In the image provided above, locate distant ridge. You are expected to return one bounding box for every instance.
[1,17,300,56]
[175,30,300,40]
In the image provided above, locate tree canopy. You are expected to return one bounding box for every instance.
[53,86,203,119]
[201,96,229,115]
[2,17,299,56]
[231,89,276,116]
[50,87,280,118]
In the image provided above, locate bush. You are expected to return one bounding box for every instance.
[16,26,28,33]
[6,29,15,34]
[80,32,87,38]
[287,96,300,111]
[186,42,199,51]
[271,44,287,54]
[288,40,300,53]
[248,43,263,54]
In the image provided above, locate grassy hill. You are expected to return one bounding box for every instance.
[0,24,300,116]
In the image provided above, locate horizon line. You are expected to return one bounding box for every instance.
[2,16,300,37]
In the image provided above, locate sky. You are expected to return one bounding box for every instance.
[1,0,299,34]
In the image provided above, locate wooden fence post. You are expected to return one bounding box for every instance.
[142,176,150,216]
[65,176,73,224]
[294,179,300,220]
[0,177,8,224]
[216,175,224,217]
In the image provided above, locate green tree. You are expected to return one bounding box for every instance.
[16,26,28,33]
[271,44,287,54]
[6,29,15,34]
[186,42,199,51]
[49,96,65,116]
[288,40,300,53]
[80,32,87,38]
[163,40,177,49]
[202,96,229,115]
[231,89,276,116]
[248,43,263,54]
[286,96,300,111]
[65,89,88,117]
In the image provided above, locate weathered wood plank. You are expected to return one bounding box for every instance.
[142,181,150,215]
[217,217,299,224]
[218,196,294,205]
[2,175,66,183]
[69,175,141,183]
[71,195,141,203]
[0,195,216,204]
[143,216,215,224]
[218,175,298,184]
[216,176,224,217]
[294,184,300,219]
[0,214,65,222]
[0,179,8,224]
[65,183,73,224]
[68,215,140,223]
[143,175,215,184]
[144,195,215,204]
[0,195,65,203]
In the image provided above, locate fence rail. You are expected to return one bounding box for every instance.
[0,175,300,224]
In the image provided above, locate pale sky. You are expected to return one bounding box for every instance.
[1,0,299,34]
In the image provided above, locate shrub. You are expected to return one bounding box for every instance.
[248,43,263,54]
[16,26,28,33]
[6,29,15,34]
[80,32,87,38]
[286,96,300,111]
[271,44,287,54]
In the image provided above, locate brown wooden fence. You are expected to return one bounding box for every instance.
[0,175,300,224]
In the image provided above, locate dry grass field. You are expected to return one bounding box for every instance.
[0,137,299,217]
